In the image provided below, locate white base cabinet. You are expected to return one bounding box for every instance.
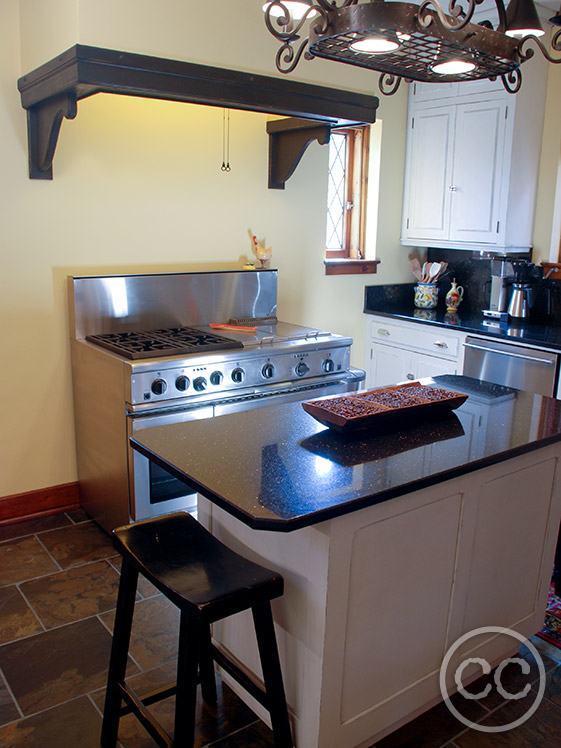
[365,314,466,388]
[199,441,561,748]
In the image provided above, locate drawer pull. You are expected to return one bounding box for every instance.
[377,328,390,336]
[433,341,448,349]
[406,373,415,380]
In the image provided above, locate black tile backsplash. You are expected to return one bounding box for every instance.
[426,248,488,314]
[425,248,561,323]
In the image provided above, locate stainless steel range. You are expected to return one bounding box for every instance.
[69,270,364,532]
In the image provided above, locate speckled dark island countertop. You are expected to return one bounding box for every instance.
[364,283,561,350]
[130,375,561,532]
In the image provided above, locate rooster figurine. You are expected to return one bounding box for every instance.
[249,230,272,269]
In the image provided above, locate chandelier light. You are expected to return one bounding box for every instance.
[263,0,561,95]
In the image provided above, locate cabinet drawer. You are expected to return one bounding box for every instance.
[369,319,461,358]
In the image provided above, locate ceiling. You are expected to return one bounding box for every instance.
[471,0,560,25]
[538,0,561,11]
[476,0,559,13]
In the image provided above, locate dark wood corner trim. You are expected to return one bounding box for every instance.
[0,482,80,525]
[324,259,381,276]
[17,44,378,181]
[267,118,331,189]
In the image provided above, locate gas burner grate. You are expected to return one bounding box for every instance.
[86,327,243,360]
[152,328,239,348]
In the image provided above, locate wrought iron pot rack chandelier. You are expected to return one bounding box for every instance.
[263,0,561,95]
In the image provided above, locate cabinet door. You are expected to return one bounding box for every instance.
[413,352,458,380]
[449,100,508,244]
[367,343,410,388]
[401,106,454,242]
[367,345,459,389]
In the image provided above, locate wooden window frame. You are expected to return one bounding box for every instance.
[324,125,379,275]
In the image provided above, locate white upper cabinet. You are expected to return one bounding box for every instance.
[410,78,505,102]
[401,61,548,253]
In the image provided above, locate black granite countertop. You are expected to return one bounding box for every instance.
[131,375,561,532]
[364,284,561,350]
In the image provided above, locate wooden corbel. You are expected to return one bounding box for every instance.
[26,93,78,179]
[267,118,331,190]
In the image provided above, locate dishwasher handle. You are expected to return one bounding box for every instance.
[463,341,557,366]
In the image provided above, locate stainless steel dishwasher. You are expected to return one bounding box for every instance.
[463,336,559,397]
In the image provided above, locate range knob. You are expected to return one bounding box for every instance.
[193,377,207,392]
[231,367,245,384]
[262,363,275,380]
[151,378,167,396]
[322,359,335,373]
[175,375,190,391]
[210,371,223,386]
[295,361,310,377]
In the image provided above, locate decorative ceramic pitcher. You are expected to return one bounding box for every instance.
[445,280,464,312]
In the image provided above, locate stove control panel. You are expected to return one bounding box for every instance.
[129,346,351,405]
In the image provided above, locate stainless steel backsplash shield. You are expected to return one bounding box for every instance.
[69,269,278,339]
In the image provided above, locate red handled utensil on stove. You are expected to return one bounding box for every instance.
[209,323,258,333]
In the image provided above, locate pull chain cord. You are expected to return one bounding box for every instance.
[221,109,231,172]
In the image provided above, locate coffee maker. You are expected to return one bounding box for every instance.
[507,260,537,319]
[482,258,513,319]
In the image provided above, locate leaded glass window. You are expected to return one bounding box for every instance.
[325,126,369,260]
[326,132,347,252]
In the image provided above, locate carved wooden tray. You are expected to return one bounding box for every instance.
[302,382,468,433]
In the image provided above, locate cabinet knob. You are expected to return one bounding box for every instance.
[406,373,415,380]
[433,341,448,348]
[449,185,459,192]
[377,328,390,336]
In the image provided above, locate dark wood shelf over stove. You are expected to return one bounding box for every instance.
[17,44,378,181]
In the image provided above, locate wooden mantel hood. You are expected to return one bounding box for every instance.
[17,45,379,183]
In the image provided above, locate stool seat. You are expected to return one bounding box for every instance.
[101,511,293,748]
[114,512,284,621]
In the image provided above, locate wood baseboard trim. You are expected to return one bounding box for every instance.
[0,482,80,525]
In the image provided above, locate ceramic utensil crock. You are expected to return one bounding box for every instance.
[414,283,438,309]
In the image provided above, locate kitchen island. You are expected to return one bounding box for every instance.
[131,376,561,748]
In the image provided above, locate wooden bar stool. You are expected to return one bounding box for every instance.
[100,511,293,748]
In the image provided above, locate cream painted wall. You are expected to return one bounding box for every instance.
[534,59,561,263]
[3,0,560,504]
[1,0,409,499]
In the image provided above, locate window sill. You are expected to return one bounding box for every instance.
[324,259,380,276]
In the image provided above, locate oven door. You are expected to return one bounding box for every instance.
[128,405,213,522]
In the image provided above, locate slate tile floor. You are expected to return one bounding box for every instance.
[1,511,561,747]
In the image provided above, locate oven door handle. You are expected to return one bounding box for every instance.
[463,342,557,366]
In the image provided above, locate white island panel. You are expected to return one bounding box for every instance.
[201,443,561,748]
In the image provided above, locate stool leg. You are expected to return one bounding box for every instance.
[252,601,293,748]
[199,624,217,703]
[173,614,201,748]
[101,560,139,748]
